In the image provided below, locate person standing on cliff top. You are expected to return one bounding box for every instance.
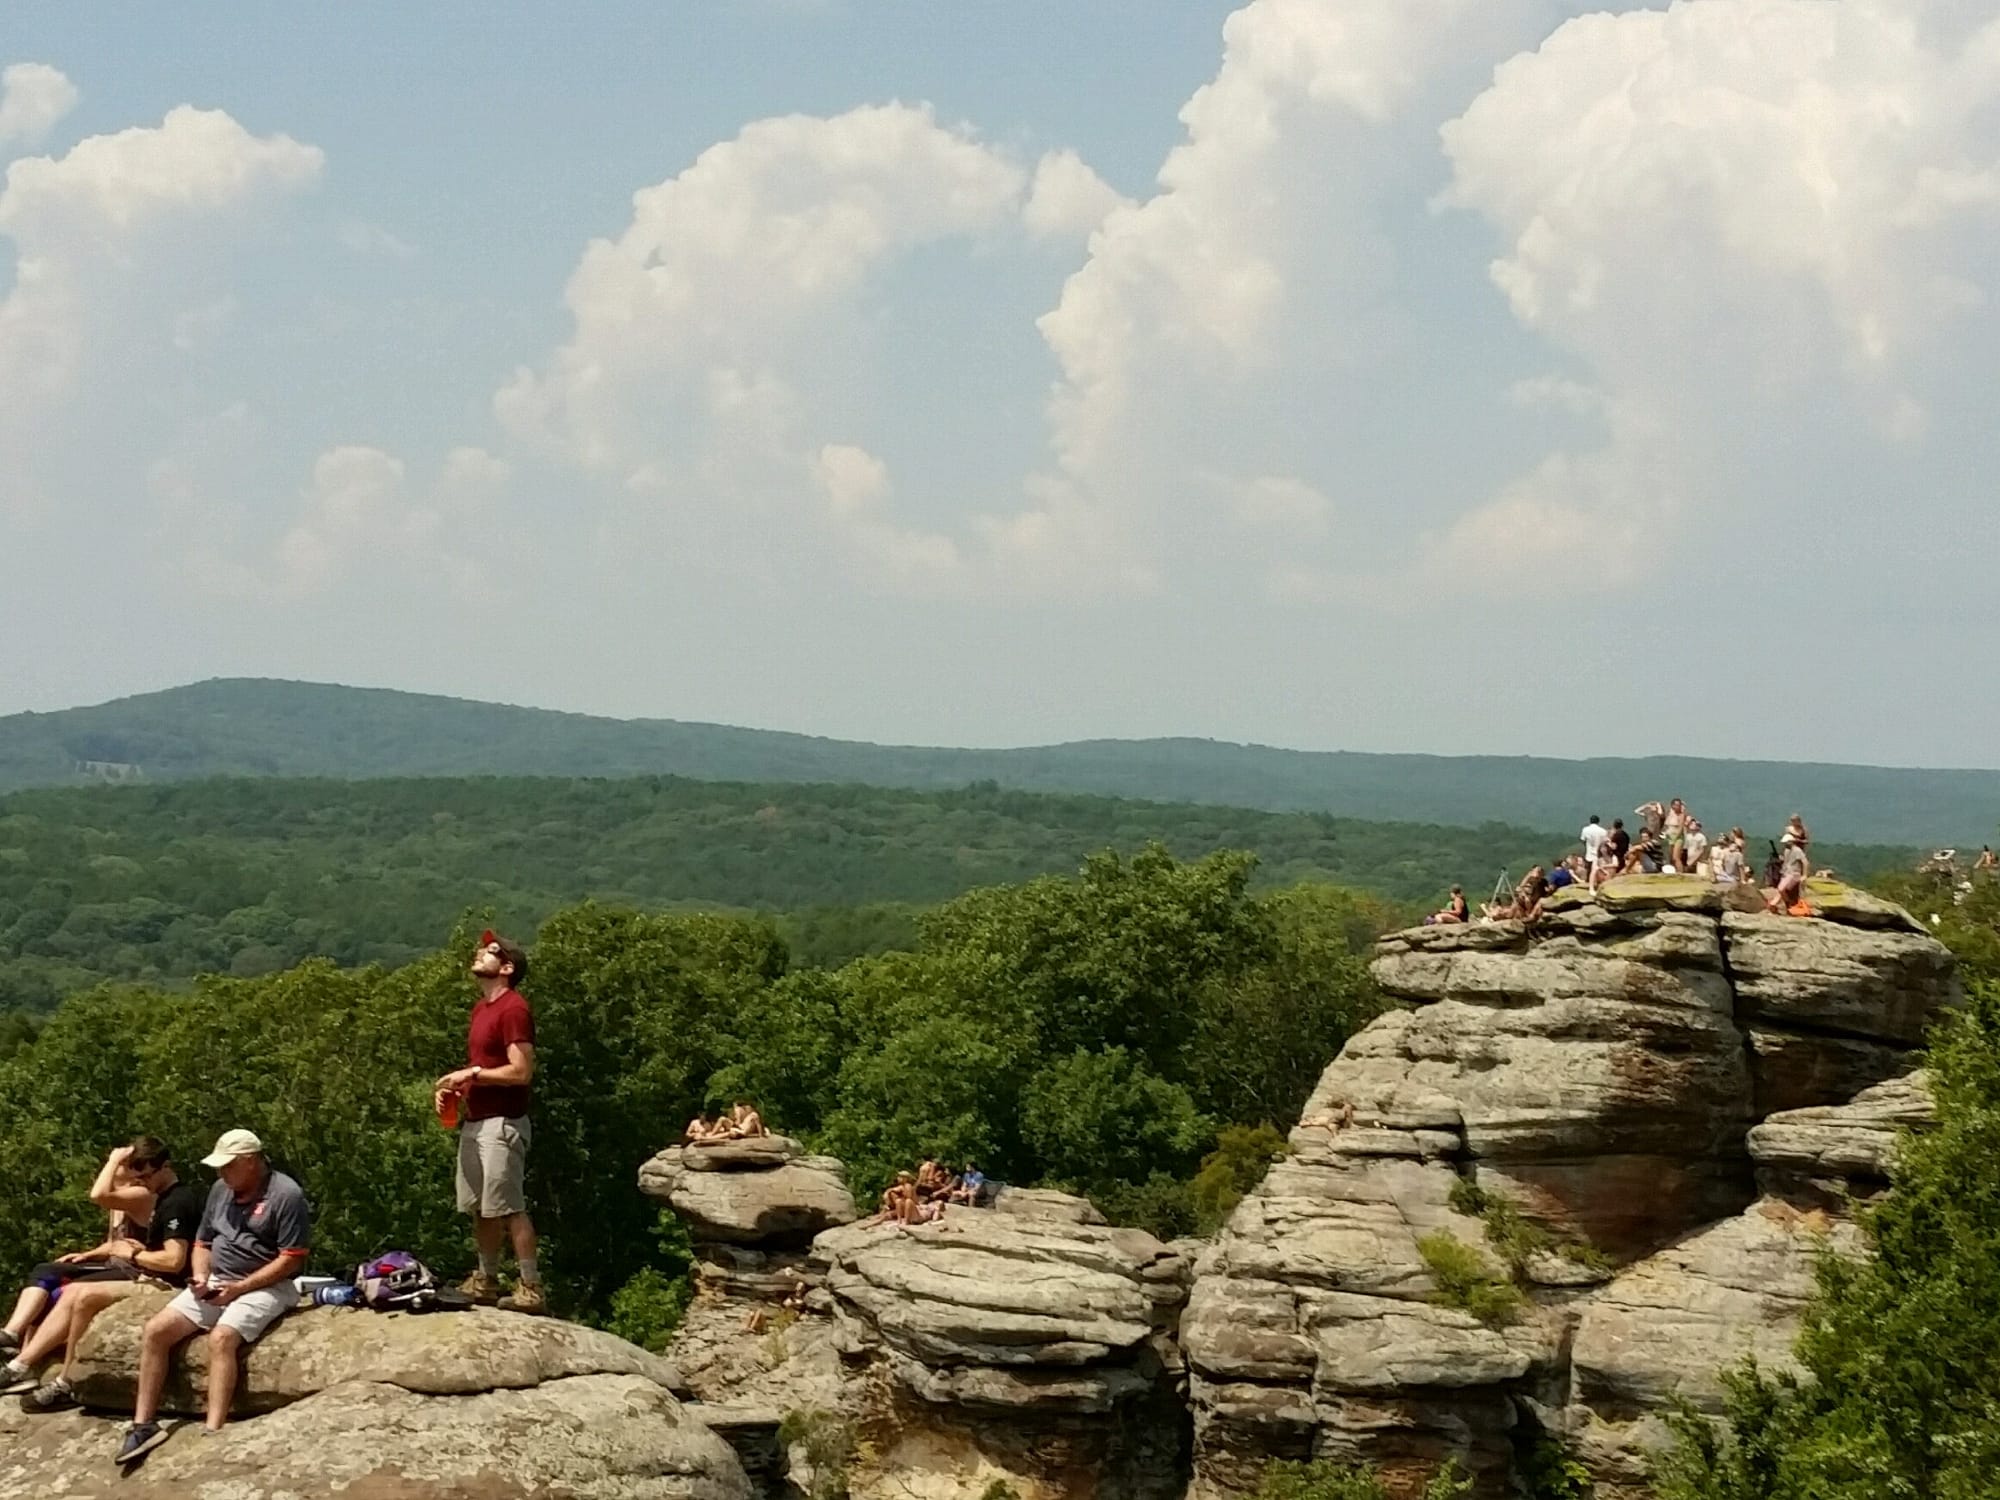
[435,930,544,1313]
[1580,815,1608,869]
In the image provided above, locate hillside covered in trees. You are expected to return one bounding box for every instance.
[4,677,1997,845]
[0,773,1917,1013]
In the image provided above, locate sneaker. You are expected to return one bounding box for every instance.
[0,1330,17,1356]
[497,1279,546,1315]
[0,1363,35,1396]
[21,1377,77,1413]
[116,1421,170,1466]
[457,1270,501,1304]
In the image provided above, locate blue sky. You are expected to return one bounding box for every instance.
[5,1,1999,766]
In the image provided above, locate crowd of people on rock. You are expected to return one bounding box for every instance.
[868,1157,989,1226]
[683,1102,769,1143]
[5,929,545,1467]
[1428,801,1823,926]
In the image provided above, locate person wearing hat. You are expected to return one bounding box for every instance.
[434,929,543,1313]
[116,1130,310,1465]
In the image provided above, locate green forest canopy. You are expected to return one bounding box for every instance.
[5,676,1997,845]
[0,848,1383,1327]
[0,773,1912,1012]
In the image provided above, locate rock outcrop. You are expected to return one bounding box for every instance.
[1185,880,1953,1499]
[647,1129,1193,1500]
[0,1298,748,1500]
[641,1135,858,1246]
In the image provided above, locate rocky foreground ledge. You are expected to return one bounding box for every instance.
[0,1296,747,1500]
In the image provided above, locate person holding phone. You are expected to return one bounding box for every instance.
[116,1131,310,1465]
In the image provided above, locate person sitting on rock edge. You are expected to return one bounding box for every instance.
[4,1140,198,1401]
[116,1130,311,1466]
[1766,831,1813,916]
[684,1112,723,1144]
[7,1139,202,1411]
[725,1101,767,1139]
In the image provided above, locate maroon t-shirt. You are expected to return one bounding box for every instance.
[465,988,535,1121]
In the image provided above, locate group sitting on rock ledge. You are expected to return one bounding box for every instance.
[867,1157,988,1226]
[1430,800,1828,927]
[684,1102,769,1143]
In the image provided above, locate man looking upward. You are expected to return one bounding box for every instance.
[435,930,543,1313]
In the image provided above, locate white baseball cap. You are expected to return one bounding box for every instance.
[201,1129,265,1168]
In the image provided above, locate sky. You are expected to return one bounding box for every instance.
[4,0,1999,766]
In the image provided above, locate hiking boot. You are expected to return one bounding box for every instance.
[21,1377,77,1414]
[0,1363,35,1396]
[116,1420,170,1466]
[456,1270,502,1304]
[497,1280,546,1315]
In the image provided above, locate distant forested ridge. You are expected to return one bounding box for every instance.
[0,773,1913,1013]
[3,677,1996,846]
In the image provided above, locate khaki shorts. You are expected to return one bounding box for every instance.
[165,1280,300,1344]
[456,1114,531,1218]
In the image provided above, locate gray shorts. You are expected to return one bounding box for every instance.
[456,1114,531,1218]
[165,1280,300,1344]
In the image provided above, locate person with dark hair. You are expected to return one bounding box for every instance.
[2,1141,196,1385]
[7,1138,201,1408]
[435,929,542,1314]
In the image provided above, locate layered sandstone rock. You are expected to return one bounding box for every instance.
[640,1135,858,1246]
[0,1303,746,1500]
[1185,881,1953,1500]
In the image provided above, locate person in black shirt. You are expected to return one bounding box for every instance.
[5,1139,201,1408]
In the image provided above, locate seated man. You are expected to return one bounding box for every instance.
[683,1113,721,1144]
[2,1140,179,1368]
[948,1164,988,1207]
[7,1140,202,1408]
[116,1131,311,1465]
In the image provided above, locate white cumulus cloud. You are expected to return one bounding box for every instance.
[0,62,78,150]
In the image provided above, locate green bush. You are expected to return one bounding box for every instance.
[1253,1455,1472,1500]
[1191,1122,1291,1233]
[777,1408,856,1500]
[1416,1231,1523,1327]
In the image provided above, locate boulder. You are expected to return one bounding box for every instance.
[641,1140,857,1247]
[66,1294,680,1416]
[1722,912,1958,1048]
[0,1374,749,1500]
[1566,1206,1861,1499]
[1749,1070,1933,1206]
[813,1210,1188,1395]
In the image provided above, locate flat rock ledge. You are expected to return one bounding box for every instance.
[0,1301,745,1500]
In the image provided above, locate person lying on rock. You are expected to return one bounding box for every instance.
[3,1139,199,1401]
[724,1101,767,1139]
[117,1130,311,1465]
[683,1112,725,1143]
[435,930,544,1314]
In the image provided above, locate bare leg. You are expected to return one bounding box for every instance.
[133,1309,198,1425]
[5,1285,50,1341]
[474,1214,506,1266]
[13,1292,80,1369]
[56,1283,129,1381]
[505,1213,539,1271]
[204,1327,243,1430]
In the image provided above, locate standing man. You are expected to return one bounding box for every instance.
[116,1131,310,1464]
[436,929,543,1313]
[1580,814,1608,872]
